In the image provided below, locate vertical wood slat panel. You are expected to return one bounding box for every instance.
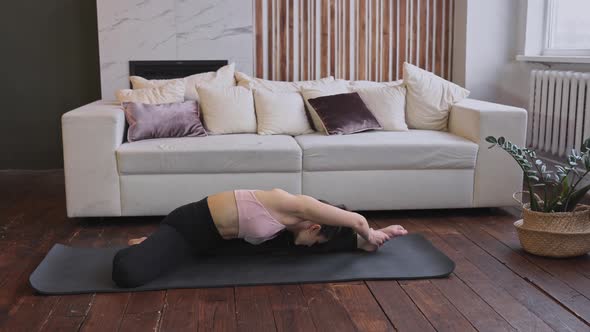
[398,0,406,80]
[330,0,336,77]
[302,0,308,80]
[345,0,350,79]
[444,0,451,80]
[288,0,294,81]
[435,0,443,76]
[309,0,317,79]
[254,0,454,81]
[267,0,273,79]
[279,0,289,80]
[428,0,437,72]
[298,0,302,80]
[358,0,366,80]
[390,0,400,81]
[449,0,454,80]
[382,0,390,82]
[255,0,264,78]
[321,0,328,77]
[412,0,418,65]
[371,0,377,80]
[339,0,343,78]
[340,0,345,79]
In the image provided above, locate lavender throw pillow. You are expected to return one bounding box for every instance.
[123,101,207,142]
[307,92,382,135]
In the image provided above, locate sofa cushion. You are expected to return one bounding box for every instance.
[404,62,470,131]
[306,92,382,135]
[197,86,257,134]
[253,89,314,135]
[235,71,335,92]
[300,81,350,132]
[116,134,302,174]
[123,101,207,142]
[352,85,408,131]
[116,80,185,104]
[294,130,478,171]
[130,63,236,101]
[349,79,404,89]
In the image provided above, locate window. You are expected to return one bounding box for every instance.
[543,0,590,56]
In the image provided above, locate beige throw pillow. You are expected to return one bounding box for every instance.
[349,80,404,89]
[403,62,470,131]
[235,72,335,92]
[300,81,350,133]
[130,63,236,101]
[197,86,257,134]
[353,85,408,131]
[116,80,185,104]
[253,90,314,135]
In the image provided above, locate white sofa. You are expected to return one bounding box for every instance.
[61,98,527,217]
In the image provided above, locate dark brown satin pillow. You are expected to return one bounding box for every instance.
[123,101,207,142]
[307,92,382,135]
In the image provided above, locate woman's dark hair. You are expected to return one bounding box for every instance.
[317,199,349,240]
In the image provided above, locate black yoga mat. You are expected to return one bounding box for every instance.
[30,234,454,295]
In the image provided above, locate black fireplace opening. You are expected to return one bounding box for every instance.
[128,60,229,83]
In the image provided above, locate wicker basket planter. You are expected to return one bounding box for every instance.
[486,135,590,258]
[514,204,590,258]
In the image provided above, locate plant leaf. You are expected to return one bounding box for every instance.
[565,183,590,211]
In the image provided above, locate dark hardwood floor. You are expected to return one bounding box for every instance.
[1,170,590,332]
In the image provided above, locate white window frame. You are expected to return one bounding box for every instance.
[517,0,590,64]
[542,0,590,56]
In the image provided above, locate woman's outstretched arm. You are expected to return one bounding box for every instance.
[278,193,389,246]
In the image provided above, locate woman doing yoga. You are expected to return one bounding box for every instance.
[112,188,408,288]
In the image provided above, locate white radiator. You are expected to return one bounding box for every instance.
[528,70,590,156]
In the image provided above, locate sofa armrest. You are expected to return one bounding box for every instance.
[62,101,125,217]
[448,99,527,207]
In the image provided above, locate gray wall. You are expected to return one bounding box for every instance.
[0,0,101,169]
[453,0,590,109]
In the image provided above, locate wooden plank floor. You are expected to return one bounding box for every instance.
[1,170,590,332]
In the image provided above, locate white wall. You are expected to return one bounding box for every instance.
[97,0,253,100]
[453,0,590,110]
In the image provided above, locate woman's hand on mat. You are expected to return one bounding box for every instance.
[128,237,147,246]
[354,216,390,247]
[367,228,390,247]
[357,225,408,252]
[380,225,408,238]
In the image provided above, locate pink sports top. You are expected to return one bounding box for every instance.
[234,190,286,245]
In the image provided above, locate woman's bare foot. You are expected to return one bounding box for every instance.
[128,237,147,246]
[357,225,408,252]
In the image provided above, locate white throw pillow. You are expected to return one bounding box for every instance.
[300,81,350,133]
[236,71,335,92]
[130,63,236,101]
[353,85,408,131]
[116,80,185,104]
[403,62,470,131]
[197,86,257,134]
[349,80,404,89]
[253,90,314,135]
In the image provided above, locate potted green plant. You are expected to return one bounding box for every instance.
[486,136,590,257]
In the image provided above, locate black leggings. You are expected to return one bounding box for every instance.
[111,197,358,288]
